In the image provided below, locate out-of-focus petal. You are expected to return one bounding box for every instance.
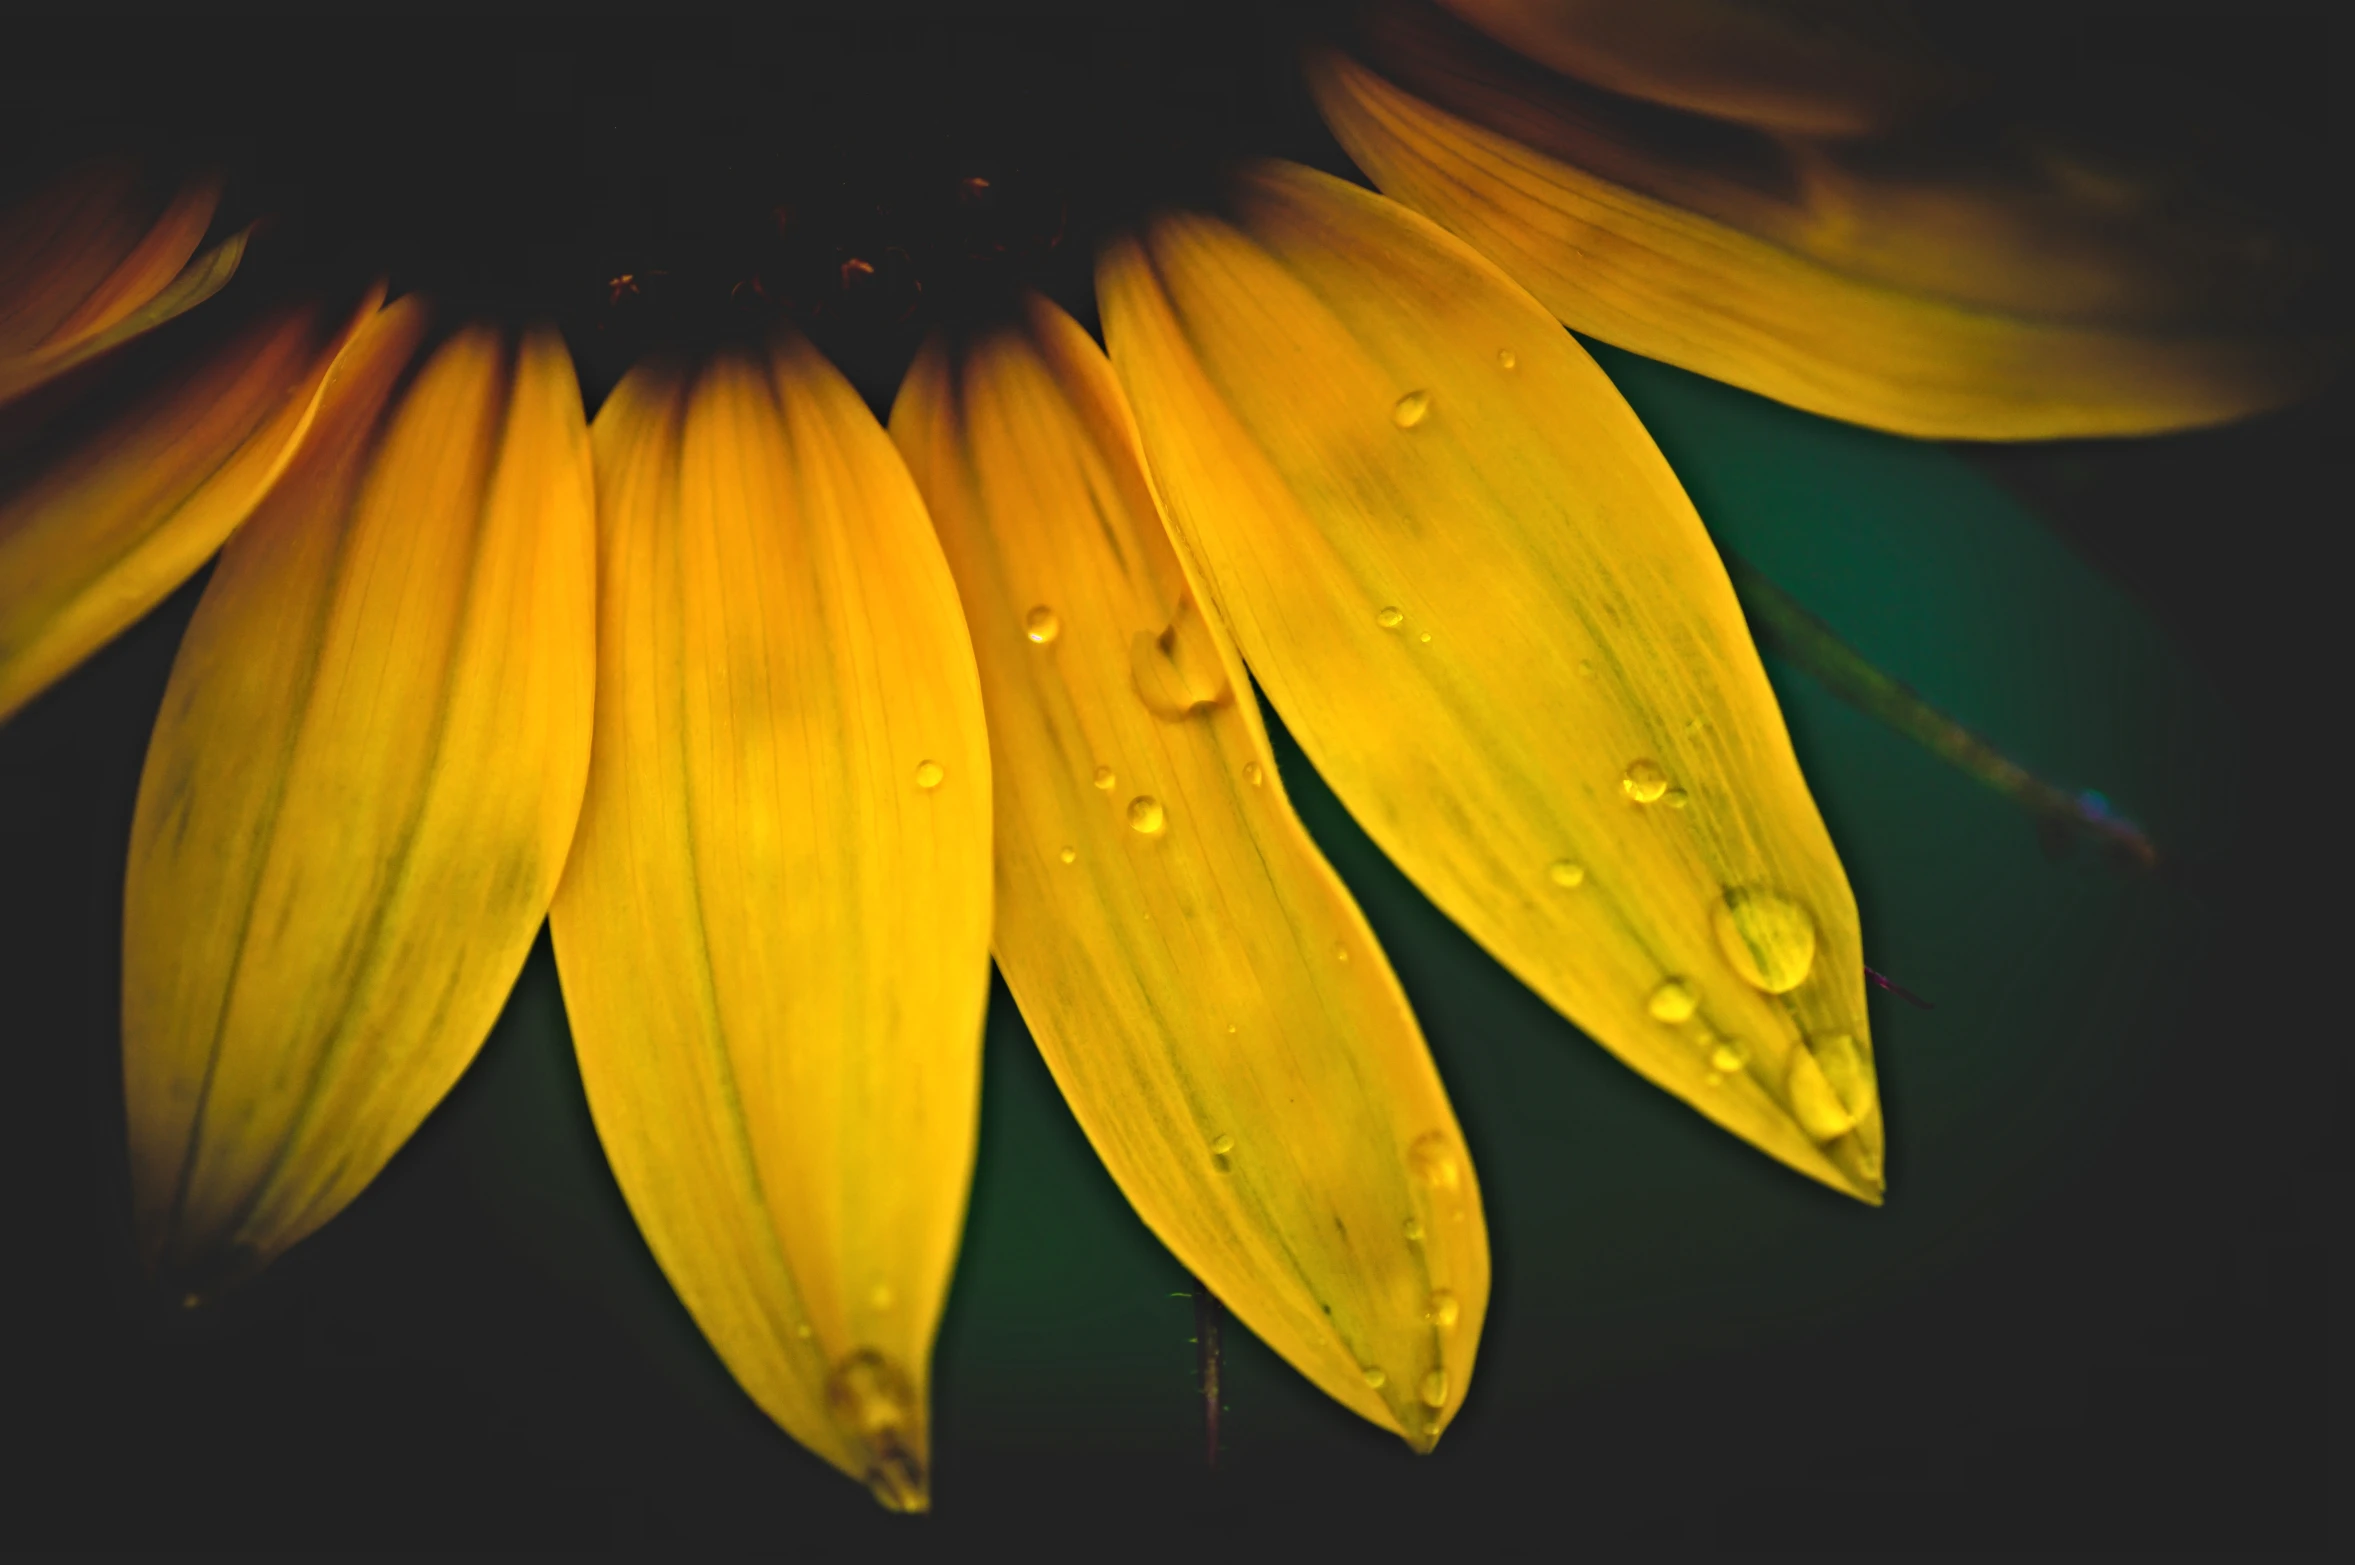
[890,295,1488,1450]
[1099,159,1883,1200]
[549,338,992,1511]
[1309,46,2335,439]
[123,302,597,1301]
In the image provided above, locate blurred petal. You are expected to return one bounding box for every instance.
[1431,0,1967,135]
[1098,160,1882,1200]
[1309,47,2335,438]
[0,160,227,400]
[549,338,992,1511]
[0,280,376,724]
[890,295,1488,1450]
[123,303,597,1299]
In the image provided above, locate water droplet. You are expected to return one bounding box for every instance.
[1226,1021,1239,1034]
[1093,765,1116,790]
[1664,788,1690,810]
[1712,887,1817,993]
[1419,1369,1450,1408]
[868,1282,896,1311]
[1786,1043,1857,1141]
[1127,796,1166,835]
[1131,597,1234,719]
[1023,605,1060,644]
[1647,978,1698,1023]
[1333,942,1351,965]
[1242,760,1264,786]
[1621,759,1669,803]
[1408,1132,1461,1191]
[1683,716,1706,735]
[1710,1042,1748,1073]
[1417,630,1432,644]
[913,760,945,790]
[1208,1132,1235,1156]
[1376,605,1404,629]
[1391,389,1431,428]
[1496,348,1517,370]
[1363,1367,1388,1389]
[1424,1289,1461,1330]
[1403,1217,1425,1243]
[1705,1070,1724,1086]
[1811,1033,1878,1120]
[1577,658,1595,678]
[1548,859,1586,889]
[795,1323,814,1340]
[1058,845,1077,865]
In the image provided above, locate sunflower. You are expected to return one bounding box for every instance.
[1,0,2330,1524]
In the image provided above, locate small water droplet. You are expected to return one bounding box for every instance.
[1376,605,1404,629]
[1647,978,1698,1023]
[1400,1219,1425,1245]
[1242,760,1265,786]
[1423,1289,1461,1330]
[1391,389,1431,428]
[913,760,945,790]
[1226,1021,1239,1034]
[1712,887,1817,993]
[868,1282,896,1311]
[1023,605,1060,644]
[1710,1042,1748,1073]
[1705,1070,1724,1087]
[1786,1043,1857,1141]
[1333,942,1351,964]
[1208,1132,1235,1156]
[1548,859,1586,888]
[1663,788,1689,810]
[1127,796,1165,835]
[1408,1132,1461,1191]
[1496,348,1517,370]
[1093,765,1116,790]
[1683,716,1706,735]
[1419,1369,1450,1408]
[1577,658,1595,678]
[1621,759,1669,803]
[1058,844,1077,864]
[1417,630,1432,644]
[1363,1366,1388,1389]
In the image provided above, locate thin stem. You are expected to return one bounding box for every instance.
[1193,1279,1222,1470]
[1725,553,2158,869]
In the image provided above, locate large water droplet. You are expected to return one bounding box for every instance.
[1621,759,1669,802]
[1712,887,1817,993]
[1407,1132,1461,1191]
[1092,765,1116,790]
[1647,978,1698,1023]
[913,760,945,790]
[1812,1033,1877,1120]
[1130,596,1233,720]
[1424,1289,1461,1330]
[1127,796,1165,835]
[1786,1044,1858,1141]
[1376,606,1404,629]
[1362,1366,1388,1389]
[1023,605,1060,644]
[1548,859,1586,888]
[1419,1369,1450,1408]
[1392,389,1431,428]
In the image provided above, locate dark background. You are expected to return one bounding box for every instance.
[1,3,2339,1556]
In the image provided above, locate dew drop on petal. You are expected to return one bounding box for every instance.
[1664,788,1689,810]
[867,1282,895,1311]
[1407,1132,1461,1191]
[1424,1289,1461,1330]
[1403,1217,1425,1243]
[913,760,945,790]
[1023,605,1060,644]
[1621,759,1669,802]
[1333,941,1351,964]
[1548,859,1586,888]
[1093,765,1116,790]
[1127,795,1165,835]
[1577,658,1595,678]
[1496,348,1517,370]
[1812,1033,1877,1119]
[1363,1367,1388,1389]
[1710,1042,1748,1073]
[1647,978,1698,1023]
[1417,630,1432,644]
[1713,887,1817,993]
[1242,760,1264,786]
[1376,605,1404,629]
[1058,845,1077,864]
[1419,1370,1449,1408]
[1786,1043,1859,1141]
[1391,388,1431,428]
[1208,1132,1235,1156]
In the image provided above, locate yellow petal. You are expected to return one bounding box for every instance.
[0,282,378,724]
[123,302,597,1299]
[1098,159,1882,1201]
[0,162,235,405]
[889,295,1489,1450]
[548,337,992,1512]
[1308,49,2335,439]
[1430,0,1968,135]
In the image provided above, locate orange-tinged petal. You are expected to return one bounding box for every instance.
[548,337,992,1511]
[1098,159,1882,1200]
[1309,48,2335,439]
[0,281,377,724]
[890,295,1488,1449]
[123,302,597,1299]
